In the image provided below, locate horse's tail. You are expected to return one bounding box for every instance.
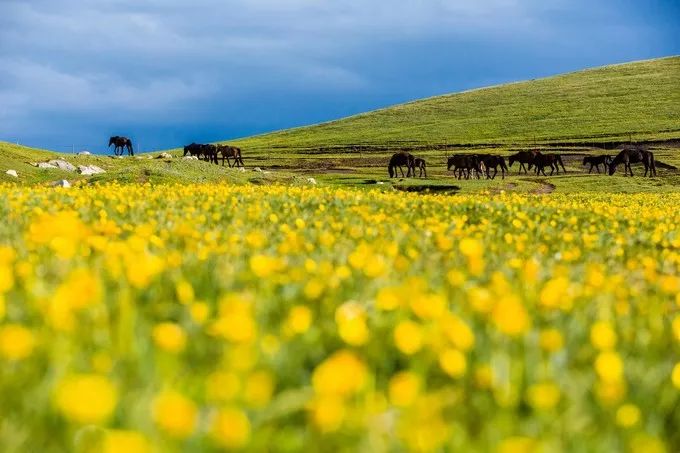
[388,163,394,178]
[236,148,244,167]
[649,152,657,176]
[500,157,508,171]
[128,141,134,156]
[558,155,566,172]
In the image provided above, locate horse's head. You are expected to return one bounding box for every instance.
[582,156,588,166]
[608,162,617,175]
[108,136,116,146]
[508,155,515,167]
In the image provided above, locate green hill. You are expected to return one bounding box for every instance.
[234,56,680,152]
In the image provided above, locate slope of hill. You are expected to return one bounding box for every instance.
[233,56,680,152]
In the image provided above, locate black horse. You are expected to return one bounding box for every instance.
[533,153,566,176]
[508,151,538,174]
[479,155,508,180]
[109,136,134,156]
[413,157,427,177]
[609,148,656,177]
[388,152,415,178]
[582,155,611,174]
[183,143,204,159]
[447,154,483,180]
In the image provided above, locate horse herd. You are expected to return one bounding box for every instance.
[182,143,245,168]
[388,147,657,179]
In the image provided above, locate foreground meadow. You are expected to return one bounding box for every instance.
[0,183,679,452]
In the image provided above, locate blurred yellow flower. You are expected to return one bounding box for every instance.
[210,408,251,448]
[394,320,424,355]
[152,322,187,354]
[497,436,537,453]
[103,430,150,453]
[388,371,421,407]
[310,395,345,432]
[590,321,617,350]
[54,374,117,424]
[595,351,624,383]
[286,305,313,334]
[206,371,240,402]
[492,295,531,336]
[539,328,564,353]
[439,348,467,378]
[672,362,680,389]
[312,350,368,397]
[0,324,36,360]
[335,301,369,346]
[616,404,640,428]
[526,382,560,410]
[151,391,198,439]
[244,370,275,408]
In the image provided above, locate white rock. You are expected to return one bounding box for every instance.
[182,155,199,160]
[51,179,71,188]
[377,181,384,185]
[5,170,18,178]
[238,167,246,172]
[253,167,262,172]
[157,152,173,159]
[78,165,106,176]
[48,159,77,172]
[77,151,91,156]
[307,177,317,185]
[37,162,58,169]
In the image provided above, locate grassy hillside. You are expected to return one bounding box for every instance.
[233,56,680,152]
[0,142,297,186]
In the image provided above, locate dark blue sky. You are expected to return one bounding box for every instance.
[1,0,678,153]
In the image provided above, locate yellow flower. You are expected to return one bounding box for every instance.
[539,277,570,309]
[439,348,467,378]
[152,322,187,354]
[0,264,13,293]
[151,391,198,439]
[492,295,531,336]
[0,324,36,360]
[442,314,475,351]
[312,350,368,397]
[189,302,209,325]
[388,371,421,407]
[310,395,345,432]
[249,254,282,278]
[244,370,275,408]
[616,404,640,428]
[54,374,118,424]
[595,351,624,383]
[539,328,564,353]
[103,430,151,453]
[590,321,617,350]
[474,365,494,389]
[394,320,424,355]
[672,362,680,389]
[210,408,251,448]
[52,268,102,311]
[375,286,402,310]
[175,279,194,304]
[459,238,483,257]
[335,301,369,346]
[526,382,560,410]
[286,305,313,334]
[671,315,680,343]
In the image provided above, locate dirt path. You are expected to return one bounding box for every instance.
[529,179,556,194]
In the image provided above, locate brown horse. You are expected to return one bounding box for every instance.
[215,145,245,167]
[388,152,415,178]
[183,142,204,159]
[582,155,611,174]
[447,154,483,180]
[479,155,508,180]
[413,157,427,177]
[609,148,656,177]
[508,150,538,174]
[533,153,566,176]
[109,136,134,156]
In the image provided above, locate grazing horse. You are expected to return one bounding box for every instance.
[608,148,656,177]
[109,136,134,156]
[447,154,483,180]
[201,144,219,164]
[215,145,245,167]
[479,155,508,180]
[533,153,566,176]
[388,152,415,178]
[413,157,427,177]
[508,151,538,174]
[183,143,204,159]
[582,155,611,174]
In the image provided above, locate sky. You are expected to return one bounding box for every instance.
[0,0,678,153]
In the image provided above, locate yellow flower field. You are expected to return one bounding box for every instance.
[0,182,679,452]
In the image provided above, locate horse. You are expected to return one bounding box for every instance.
[508,151,538,174]
[608,148,656,177]
[533,153,566,176]
[183,143,204,159]
[582,155,611,174]
[109,136,134,156]
[447,154,483,180]
[388,152,415,178]
[413,157,427,177]
[215,145,245,167]
[479,155,508,180]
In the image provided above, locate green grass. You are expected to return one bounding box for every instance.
[232,56,680,151]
